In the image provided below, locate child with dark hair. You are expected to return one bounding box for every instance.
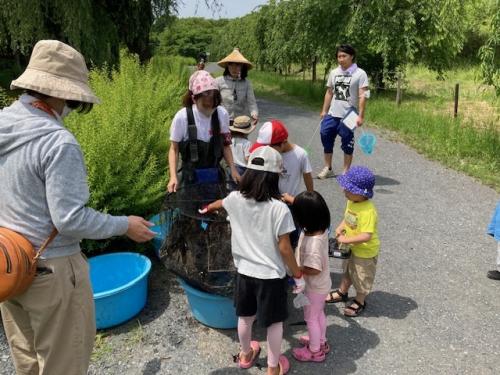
[201,146,304,375]
[282,191,332,362]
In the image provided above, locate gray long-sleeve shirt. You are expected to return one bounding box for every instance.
[0,95,128,259]
[216,75,258,120]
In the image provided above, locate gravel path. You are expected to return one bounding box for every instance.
[1,98,499,375]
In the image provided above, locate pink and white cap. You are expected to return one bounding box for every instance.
[188,70,218,95]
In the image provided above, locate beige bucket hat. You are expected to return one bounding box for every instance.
[10,40,100,104]
[217,48,253,70]
[229,115,256,134]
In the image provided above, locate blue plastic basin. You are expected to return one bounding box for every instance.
[89,252,152,329]
[177,278,237,329]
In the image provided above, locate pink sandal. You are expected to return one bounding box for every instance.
[278,355,290,374]
[292,345,326,362]
[298,335,331,354]
[234,341,261,369]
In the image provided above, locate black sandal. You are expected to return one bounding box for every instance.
[344,299,366,317]
[325,289,348,304]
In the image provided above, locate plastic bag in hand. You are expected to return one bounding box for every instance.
[293,292,310,309]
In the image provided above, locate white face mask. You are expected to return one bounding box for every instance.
[60,104,73,119]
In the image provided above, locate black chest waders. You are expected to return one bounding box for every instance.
[159,106,235,297]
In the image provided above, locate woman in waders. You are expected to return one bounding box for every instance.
[167,70,240,192]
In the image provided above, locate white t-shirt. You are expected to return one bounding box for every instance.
[231,136,251,168]
[222,191,295,279]
[279,145,312,196]
[295,231,332,294]
[327,67,369,118]
[169,105,230,142]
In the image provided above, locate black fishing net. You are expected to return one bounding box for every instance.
[158,181,235,297]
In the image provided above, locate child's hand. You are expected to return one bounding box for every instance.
[337,234,348,244]
[281,193,295,205]
[198,205,209,214]
[293,276,306,294]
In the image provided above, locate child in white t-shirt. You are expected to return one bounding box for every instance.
[201,146,305,375]
[249,119,313,247]
[283,191,332,363]
[229,115,255,176]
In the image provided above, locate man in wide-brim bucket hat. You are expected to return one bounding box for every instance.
[0,40,155,374]
[216,48,259,125]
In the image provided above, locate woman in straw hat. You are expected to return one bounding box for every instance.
[216,48,259,125]
[167,70,240,192]
[0,40,155,375]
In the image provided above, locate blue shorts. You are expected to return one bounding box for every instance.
[320,114,355,155]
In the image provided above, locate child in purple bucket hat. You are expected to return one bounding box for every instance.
[325,166,380,317]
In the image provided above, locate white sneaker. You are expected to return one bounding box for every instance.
[317,167,334,179]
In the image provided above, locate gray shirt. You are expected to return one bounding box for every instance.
[0,95,129,259]
[216,75,258,120]
[327,66,369,118]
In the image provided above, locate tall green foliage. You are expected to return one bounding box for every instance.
[479,2,500,95]
[0,0,178,67]
[65,53,188,252]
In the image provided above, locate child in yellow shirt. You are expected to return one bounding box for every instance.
[326,166,380,317]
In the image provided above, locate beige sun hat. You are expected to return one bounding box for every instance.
[217,48,253,70]
[229,115,256,134]
[10,40,100,104]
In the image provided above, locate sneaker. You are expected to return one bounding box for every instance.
[292,345,326,362]
[317,167,333,179]
[486,270,500,280]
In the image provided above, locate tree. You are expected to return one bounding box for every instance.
[479,3,500,95]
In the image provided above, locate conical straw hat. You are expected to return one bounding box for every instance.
[217,48,253,70]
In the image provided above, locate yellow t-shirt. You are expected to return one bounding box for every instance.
[344,199,380,258]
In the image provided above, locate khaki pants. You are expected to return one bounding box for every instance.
[1,252,95,375]
[346,255,378,296]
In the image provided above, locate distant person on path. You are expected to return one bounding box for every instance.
[318,45,369,178]
[326,166,379,317]
[282,191,332,362]
[486,200,500,280]
[0,40,155,375]
[216,48,258,125]
[201,146,305,375]
[167,70,240,192]
[249,120,314,248]
[196,52,207,71]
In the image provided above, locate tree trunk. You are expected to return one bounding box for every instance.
[312,56,317,82]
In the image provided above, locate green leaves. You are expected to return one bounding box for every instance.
[65,52,188,253]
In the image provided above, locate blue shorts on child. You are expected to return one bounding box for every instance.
[320,114,355,154]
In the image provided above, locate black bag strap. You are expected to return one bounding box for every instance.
[211,109,222,159]
[186,106,199,163]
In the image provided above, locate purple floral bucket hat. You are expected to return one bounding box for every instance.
[337,166,375,198]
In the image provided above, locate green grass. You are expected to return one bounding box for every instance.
[250,67,500,191]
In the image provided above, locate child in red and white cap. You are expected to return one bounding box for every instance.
[250,120,314,247]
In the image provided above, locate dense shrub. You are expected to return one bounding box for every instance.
[65,53,189,253]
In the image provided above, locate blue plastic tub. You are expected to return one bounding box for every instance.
[177,278,237,329]
[89,252,152,329]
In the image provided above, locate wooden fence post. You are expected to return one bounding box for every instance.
[396,74,402,106]
[454,83,459,118]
